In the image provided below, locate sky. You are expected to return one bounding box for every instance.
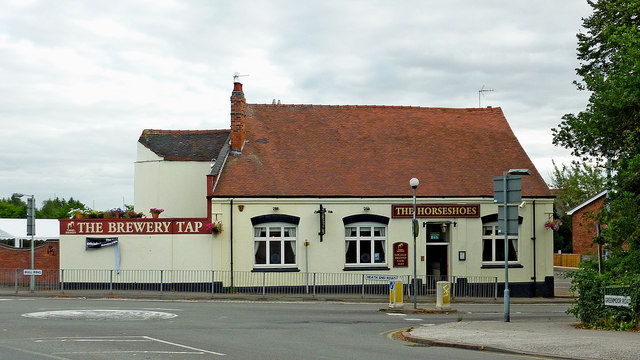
[1,0,593,211]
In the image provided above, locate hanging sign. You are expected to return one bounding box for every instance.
[86,237,119,249]
[86,237,120,271]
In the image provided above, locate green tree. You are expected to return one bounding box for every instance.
[553,0,640,253]
[38,197,87,219]
[0,196,28,218]
[554,0,640,329]
[550,160,606,216]
[548,160,606,253]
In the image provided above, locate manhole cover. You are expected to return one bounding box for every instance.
[22,309,178,321]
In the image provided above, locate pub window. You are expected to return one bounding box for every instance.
[482,222,518,263]
[254,223,297,267]
[345,223,387,265]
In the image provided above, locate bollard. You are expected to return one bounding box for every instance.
[389,280,404,308]
[436,281,451,309]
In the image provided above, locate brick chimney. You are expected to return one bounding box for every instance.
[230,82,246,152]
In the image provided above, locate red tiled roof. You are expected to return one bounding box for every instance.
[139,129,230,161]
[213,104,551,198]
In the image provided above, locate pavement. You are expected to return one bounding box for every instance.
[403,310,640,360]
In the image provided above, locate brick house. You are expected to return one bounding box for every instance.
[566,190,607,256]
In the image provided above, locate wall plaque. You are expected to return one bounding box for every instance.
[393,242,409,267]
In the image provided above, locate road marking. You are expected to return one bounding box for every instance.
[379,328,408,340]
[22,309,178,320]
[28,336,226,356]
[386,313,406,316]
[53,350,205,355]
[0,343,72,360]
[35,339,151,343]
[143,336,226,356]
[404,318,423,321]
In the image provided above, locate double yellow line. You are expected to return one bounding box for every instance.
[379,328,409,340]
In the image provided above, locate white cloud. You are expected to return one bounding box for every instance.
[0,0,594,209]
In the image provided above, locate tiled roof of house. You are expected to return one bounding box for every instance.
[213,104,552,198]
[139,129,230,161]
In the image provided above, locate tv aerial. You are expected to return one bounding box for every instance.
[478,85,494,107]
[233,72,249,82]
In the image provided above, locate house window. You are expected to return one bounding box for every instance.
[345,223,386,265]
[482,222,518,262]
[254,223,297,267]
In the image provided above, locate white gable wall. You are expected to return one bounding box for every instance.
[134,143,210,218]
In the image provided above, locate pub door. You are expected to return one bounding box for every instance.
[426,244,448,279]
[425,223,450,290]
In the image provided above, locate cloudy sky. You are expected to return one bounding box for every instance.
[1,0,592,211]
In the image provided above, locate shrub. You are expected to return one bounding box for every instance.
[567,259,639,330]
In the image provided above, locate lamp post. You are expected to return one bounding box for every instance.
[496,169,530,322]
[409,178,419,309]
[13,193,36,292]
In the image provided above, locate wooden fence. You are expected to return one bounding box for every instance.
[554,253,581,267]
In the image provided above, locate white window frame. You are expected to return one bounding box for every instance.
[253,222,297,268]
[482,222,519,263]
[345,222,387,266]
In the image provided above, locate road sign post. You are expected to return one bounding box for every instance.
[494,170,528,322]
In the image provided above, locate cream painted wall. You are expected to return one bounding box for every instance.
[210,198,555,284]
[134,143,210,218]
[58,196,554,288]
[60,233,215,271]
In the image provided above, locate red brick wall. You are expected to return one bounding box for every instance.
[0,240,59,269]
[230,82,246,151]
[572,197,605,256]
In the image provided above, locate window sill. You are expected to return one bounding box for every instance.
[481,264,524,269]
[251,267,300,272]
[343,266,390,271]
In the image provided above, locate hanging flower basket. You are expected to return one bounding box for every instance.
[206,221,223,235]
[545,219,562,231]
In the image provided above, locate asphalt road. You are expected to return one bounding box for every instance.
[0,297,571,359]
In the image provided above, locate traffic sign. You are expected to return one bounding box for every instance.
[493,176,522,204]
[23,269,42,276]
[498,205,520,235]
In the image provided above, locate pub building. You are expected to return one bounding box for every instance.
[59,81,555,297]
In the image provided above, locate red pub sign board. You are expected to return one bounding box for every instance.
[391,204,480,218]
[60,218,211,235]
[393,242,409,267]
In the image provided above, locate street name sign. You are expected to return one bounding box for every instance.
[365,274,398,281]
[604,295,631,308]
[23,269,42,276]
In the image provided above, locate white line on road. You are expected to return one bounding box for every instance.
[35,339,151,343]
[53,350,205,355]
[0,344,73,360]
[143,336,227,356]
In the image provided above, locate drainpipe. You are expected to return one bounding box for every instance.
[531,200,536,297]
[230,199,234,288]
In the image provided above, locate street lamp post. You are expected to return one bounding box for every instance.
[409,178,419,309]
[13,193,36,292]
